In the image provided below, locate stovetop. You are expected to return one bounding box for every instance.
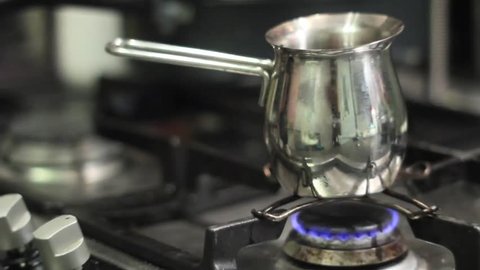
[0,91,480,270]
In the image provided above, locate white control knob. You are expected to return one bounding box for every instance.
[0,194,34,251]
[33,215,90,270]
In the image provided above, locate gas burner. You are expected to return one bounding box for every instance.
[283,201,407,267]
[0,108,162,205]
[237,200,455,270]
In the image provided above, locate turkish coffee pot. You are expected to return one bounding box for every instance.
[106,13,436,221]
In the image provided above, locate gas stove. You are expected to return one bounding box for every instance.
[0,97,479,269]
[240,201,453,270]
[0,193,459,270]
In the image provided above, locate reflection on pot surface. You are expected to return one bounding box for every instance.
[106,13,407,198]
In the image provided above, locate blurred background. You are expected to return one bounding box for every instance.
[0,0,479,219]
[0,0,478,135]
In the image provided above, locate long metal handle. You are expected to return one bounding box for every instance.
[106,38,273,106]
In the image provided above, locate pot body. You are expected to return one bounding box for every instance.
[106,12,407,198]
[264,46,407,198]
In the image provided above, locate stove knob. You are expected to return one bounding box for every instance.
[33,215,90,270]
[0,194,34,251]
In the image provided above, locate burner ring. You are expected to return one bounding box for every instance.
[283,236,408,267]
[283,201,408,267]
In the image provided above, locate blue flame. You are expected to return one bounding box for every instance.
[291,208,399,241]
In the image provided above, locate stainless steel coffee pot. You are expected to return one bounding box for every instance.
[106,13,407,199]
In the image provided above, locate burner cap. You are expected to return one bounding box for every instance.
[299,200,393,228]
[284,201,407,267]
